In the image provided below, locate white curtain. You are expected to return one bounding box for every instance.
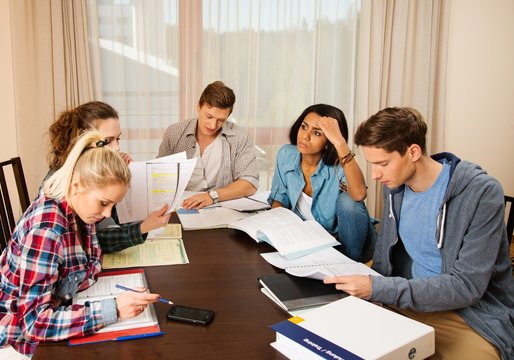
[86,0,360,190]
[355,0,449,218]
[10,0,95,196]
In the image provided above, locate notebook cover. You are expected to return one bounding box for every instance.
[259,273,347,310]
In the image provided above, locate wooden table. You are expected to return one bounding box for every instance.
[33,225,289,360]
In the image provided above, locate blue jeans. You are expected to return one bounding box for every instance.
[336,192,377,262]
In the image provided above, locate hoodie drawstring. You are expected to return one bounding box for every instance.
[437,203,447,248]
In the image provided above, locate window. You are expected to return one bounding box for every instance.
[87,0,360,189]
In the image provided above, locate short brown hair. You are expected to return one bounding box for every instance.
[198,81,236,113]
[354,107,427,155]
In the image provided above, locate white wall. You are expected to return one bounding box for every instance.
[446,0,514,195]
[0,0,17,160]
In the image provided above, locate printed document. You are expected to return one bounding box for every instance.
[117,153,197,223]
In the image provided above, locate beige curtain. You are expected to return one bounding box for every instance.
[10,0,95,196]
[355,0,450,219]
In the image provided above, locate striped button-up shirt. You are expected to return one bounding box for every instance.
[157,118,259,189]
[0,193,109,355]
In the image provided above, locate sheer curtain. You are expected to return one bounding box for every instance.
[355,0,449,218]
[86,0,360,190]
[10,0,95,195]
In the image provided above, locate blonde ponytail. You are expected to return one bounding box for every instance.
[44,131,130,199]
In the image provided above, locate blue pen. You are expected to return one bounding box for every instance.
[115,331,165,342]
[115,284,174,305]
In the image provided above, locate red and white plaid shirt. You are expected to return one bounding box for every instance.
[0,193,104,355]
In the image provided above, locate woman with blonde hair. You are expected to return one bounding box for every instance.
[0,131,160,358]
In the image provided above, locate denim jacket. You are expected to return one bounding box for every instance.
[268,144,345,234]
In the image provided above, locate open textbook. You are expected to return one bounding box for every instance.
[117,152,197,223]
[260,247,381,280]
[228,207,340,260]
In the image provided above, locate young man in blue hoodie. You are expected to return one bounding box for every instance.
[324,107,513,359]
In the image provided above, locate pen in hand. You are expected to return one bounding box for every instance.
[115,284,174,305]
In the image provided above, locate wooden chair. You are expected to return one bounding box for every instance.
[0,157,31,251]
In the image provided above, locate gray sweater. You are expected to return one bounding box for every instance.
[370,152,514,359]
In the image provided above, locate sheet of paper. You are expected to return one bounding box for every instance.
[228,207,302,240]
[178,207,252,230]
[74,272,157,333]
[206,191,271,211]
[260,247,350,269]
[260,247,381,280]
[169,158,197,212]
[147,162,178,211]
[116,153,197,222]
[287,262,381,280]
[256,220,339,259]
[101,238,189,269]
[146,223,182,240]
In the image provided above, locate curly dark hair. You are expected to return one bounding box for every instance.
[47,101,119,171]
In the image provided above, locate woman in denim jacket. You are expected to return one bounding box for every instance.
[268,104,375,262]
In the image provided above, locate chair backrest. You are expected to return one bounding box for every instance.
[505,195,514,246]
[0,157,31,251]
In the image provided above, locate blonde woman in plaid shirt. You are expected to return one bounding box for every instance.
[0,132,160,357]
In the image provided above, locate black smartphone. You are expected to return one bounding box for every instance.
[166,305,214,325]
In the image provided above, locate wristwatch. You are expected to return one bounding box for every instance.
[208,190,220,204]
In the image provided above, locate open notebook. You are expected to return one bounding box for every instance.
[69,268,161,345]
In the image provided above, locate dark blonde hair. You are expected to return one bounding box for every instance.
[354,107,427,155]
[198,81,236,113]
[44,131,131,200]
[48,101,119,171]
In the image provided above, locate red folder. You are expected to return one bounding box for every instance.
[68,268,162,346]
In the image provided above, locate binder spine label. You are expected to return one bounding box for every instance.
[271,320,364,360]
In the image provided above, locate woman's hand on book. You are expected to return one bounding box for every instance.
[116,287,160,319]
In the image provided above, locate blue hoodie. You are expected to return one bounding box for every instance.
[369,152,514,359]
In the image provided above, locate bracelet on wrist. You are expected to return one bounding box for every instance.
[339,151,355,166]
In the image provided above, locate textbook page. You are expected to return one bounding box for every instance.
[228,207,302,241]
[73,272,158,333]
[261,247,381,280]
[256,220,339,260]
[146,223,182,240]
[101,238,189,269]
